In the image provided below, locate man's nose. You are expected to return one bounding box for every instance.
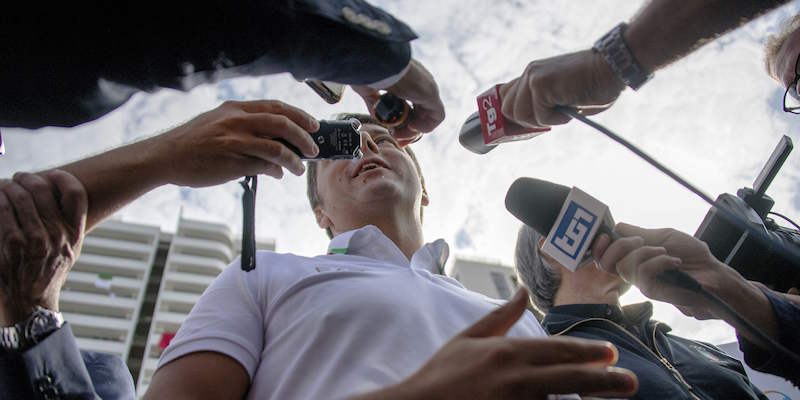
[360,131,380,155]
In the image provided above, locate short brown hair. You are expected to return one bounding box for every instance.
[306,113,425,239]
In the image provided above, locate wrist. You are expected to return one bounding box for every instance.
[0,299,36,327]
[588,49,626,95]
[136,134,175,187]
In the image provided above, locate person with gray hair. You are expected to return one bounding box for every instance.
[514,224,767,400]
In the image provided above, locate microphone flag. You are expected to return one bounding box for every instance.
[542,187,615,271]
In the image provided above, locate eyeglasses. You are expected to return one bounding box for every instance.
[783,52,800,114]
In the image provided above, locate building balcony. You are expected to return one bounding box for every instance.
[63,312,131,342]
[64,270,142,298]
[82,236,156,262]
[177,219,233,248]
[59,291,137,319]
[170,236,233,263]
[150,310,187,334]
[72,253,150,279]
[162,271,216,294]
[167,253,229,276]
[157,290,201,314]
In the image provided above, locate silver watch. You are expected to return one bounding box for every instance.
[0,307,64,351]
[593,23,653,91]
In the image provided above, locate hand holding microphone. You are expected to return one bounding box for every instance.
[504,177,788,354]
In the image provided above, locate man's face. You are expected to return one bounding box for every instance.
[775,26,800,98]
[313,123,427,234]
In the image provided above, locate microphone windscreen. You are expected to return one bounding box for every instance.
[459,112,497,154]
[505,177,570,235]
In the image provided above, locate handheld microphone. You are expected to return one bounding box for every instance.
[459,85,550,154]
[505,177,616,271]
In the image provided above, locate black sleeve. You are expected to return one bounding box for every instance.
[737,288,800,386]
[1,0,416,129]
[0,324,99,400]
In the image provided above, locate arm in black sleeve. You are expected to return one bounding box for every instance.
[0,323,135,400]
[1,0,416,128]
[737,288,800,386]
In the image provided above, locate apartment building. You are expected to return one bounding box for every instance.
[59,220,161,362]
[449,256,520,300]
[59,217,274,396]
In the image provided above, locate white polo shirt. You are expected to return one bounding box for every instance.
[157,225,569,399]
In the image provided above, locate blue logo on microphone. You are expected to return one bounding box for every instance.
[551,202,597,260]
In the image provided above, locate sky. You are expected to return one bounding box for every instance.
[1,0,799,345]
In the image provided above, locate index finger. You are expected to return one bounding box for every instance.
[595,236,645,275]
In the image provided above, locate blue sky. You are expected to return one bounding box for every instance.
[1,0,799,344]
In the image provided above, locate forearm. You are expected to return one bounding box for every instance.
[624,0,789,72]
[711,272,779,347]
[51,135,169,231]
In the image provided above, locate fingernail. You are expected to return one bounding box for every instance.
[310,119,320,132]
[670,256,682,266]
[607,367,637,393]
[312,144,320,156]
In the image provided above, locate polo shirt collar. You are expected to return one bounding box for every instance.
[327,225,449,274]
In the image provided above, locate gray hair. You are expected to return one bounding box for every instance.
[765,14,800,78]
[514,225,561,313]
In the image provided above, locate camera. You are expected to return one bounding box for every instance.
[695,135,800,292]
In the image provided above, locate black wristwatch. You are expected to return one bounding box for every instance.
[0,307,64,352]
[593,23,653,91]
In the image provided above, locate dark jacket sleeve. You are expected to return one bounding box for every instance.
[737,288,800,386]
[2,0,417,129]
[0,323,135,400]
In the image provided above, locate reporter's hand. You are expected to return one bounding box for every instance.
[352,59,445,146]
[499,50,625,128]
[591,223,778,345]
[0,170,87,326]
[155,100,321,187]
[355,288,638,400]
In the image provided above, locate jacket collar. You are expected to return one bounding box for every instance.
[326,225,448,274]
[543,301,666,334]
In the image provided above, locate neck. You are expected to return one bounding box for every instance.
[553,278,621,308]
[336,202,425,261]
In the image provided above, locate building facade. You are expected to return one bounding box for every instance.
[60,217,274,397]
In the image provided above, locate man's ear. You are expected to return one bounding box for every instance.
[314,207,333,231]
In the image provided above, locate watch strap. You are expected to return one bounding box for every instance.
[592,23,653,91]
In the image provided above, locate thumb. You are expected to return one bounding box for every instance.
[460,288,529,338]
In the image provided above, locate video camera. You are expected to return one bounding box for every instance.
[695,135,800,292]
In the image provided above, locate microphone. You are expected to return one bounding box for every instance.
[505,177,616,271]
[459,85,550,154]
[505,177,704,293]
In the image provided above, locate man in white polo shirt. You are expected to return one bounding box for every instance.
[146,114,638,399]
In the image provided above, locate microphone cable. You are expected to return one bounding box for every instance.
[556,105,800,365]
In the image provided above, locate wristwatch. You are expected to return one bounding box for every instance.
[592,23,653,91]
[0,307,64,351]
